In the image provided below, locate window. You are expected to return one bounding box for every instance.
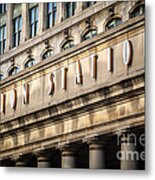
[25,59,36,69]
[0,4,7,14]
[82,29,97,41]
[42,50,54,60]
[0,73,4,81]
[29,6,38,38]
[0,25,6,55]
[130,4,145,18]
[12,16,22,47]
[62,40,74,51]
[47,3,57,28]
[8,66,19,76]
[64,2,76,19]
[105,18,122,30]
[83,2,96,9]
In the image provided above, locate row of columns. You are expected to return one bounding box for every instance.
[4,2,86,52]
[3,131,139,169]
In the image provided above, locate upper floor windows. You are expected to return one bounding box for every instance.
[105,17,122,30]
[8,66,19,76]
[12,16,22,47]
[62,40,74,51]
[25,58,36,69]
[29,5,38,38]
[0,4,7,14]
[42,49,54,60]
[64,2,76,19]
[0,25,6,55]
[47,3,57,29]
[130,4,145,18]
[83,2,96,9]
[0,73,4,81]
[82,29,97,41]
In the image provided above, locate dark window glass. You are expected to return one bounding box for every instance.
[82,29,97,41]
[106,18,122,30]
[0,25,6,55]
[0,73,3,81]
[64,2,76,19]
[25,59,36,69]
[42,50,54,60]
[47,3,57,28]
[131,5,145,18]
[0,4,7,14]
[83,2,96,9]
[29,6,38,38]
[9,66,19,76]
[12,16,22,47]
[62,40,74,51]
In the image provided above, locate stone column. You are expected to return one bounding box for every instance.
[15,156,27,167]
[6,4,13,51]
[120,130,138,170]
[88,139,106,169]
[36,152,51,168]
[61,145,77,169]
[21,4,29,42]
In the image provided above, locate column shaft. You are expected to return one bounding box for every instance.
[37,154,51,168]
[89,143,106,169]
[120,133,138,170]
[61,150,77,168]
[15,158,27,167]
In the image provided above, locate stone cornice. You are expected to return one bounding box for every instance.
[0,16,145,88]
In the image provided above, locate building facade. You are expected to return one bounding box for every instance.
[0,1,145,169]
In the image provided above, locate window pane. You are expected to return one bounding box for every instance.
[35,6,38,20]
[19,16,22,30]
[25,59,35,68]
[106,18,122,30]
[30,8,35,23]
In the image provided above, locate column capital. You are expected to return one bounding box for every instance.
[83,134,107,147]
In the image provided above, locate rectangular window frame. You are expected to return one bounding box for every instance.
[29,5,38,38]
[12,15,22,48]
[0,25,6,55]
[0,4,7,14]
[47,2,57,29]
[64,2,76,19]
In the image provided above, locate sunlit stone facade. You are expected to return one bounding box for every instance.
[0,1,145,169]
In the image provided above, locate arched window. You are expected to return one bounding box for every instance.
[25,58,36,69]
[105,18,122,30]
[42,49,54,60]
[0,73,4,81]
[130,4,145,18]
[82,29,97,41]
[62,40,74,51]
[8,66,19,76]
